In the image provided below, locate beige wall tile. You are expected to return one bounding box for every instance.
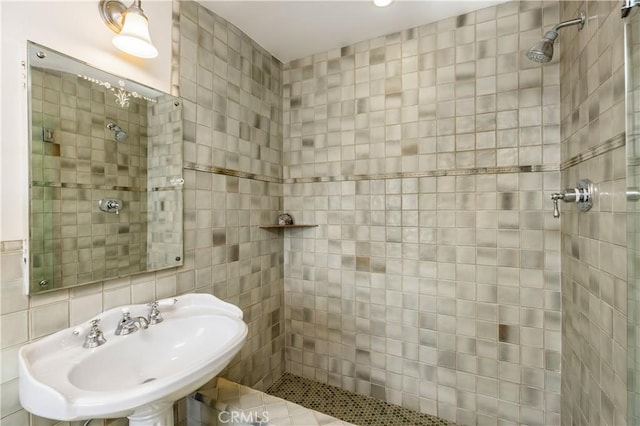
[1,311,28,349]
[30,301,68,340]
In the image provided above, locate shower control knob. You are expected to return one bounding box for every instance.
[550,179,593,218]
[98,199,123,215]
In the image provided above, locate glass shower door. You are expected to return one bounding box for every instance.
[626,5,640,424]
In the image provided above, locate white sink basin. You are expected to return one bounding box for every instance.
[19,294,248,424]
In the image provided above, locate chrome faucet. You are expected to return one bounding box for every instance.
[83,319,106,348]
[115,309,149,336]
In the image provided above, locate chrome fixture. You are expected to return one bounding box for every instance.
[148,301,163,325]
[526,11,586,63]
[115,309,149,335]
[628,188,640,200]
[83,319,107,348]
[42,128,54,143]
[98,198,123,214]
[147,298,178,325]
[622,0,640,18]
[98,0,158,58]
[106,122,128,141]
[550,179,594,218]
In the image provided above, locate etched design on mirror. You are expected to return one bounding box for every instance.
[27,41,183,294]
[77,75,157,107]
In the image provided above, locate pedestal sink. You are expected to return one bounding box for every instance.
[18,294,248,426]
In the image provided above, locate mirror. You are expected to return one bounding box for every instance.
[27,41,183,294]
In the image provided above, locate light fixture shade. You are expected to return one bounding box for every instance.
[112,8,158,58]
[373,0,394,6]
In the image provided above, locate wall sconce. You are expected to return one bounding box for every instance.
[99,0,158,58]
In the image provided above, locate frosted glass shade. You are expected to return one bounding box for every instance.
[112,10,158,58]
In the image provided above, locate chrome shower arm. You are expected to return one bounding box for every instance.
[553,11,586,32]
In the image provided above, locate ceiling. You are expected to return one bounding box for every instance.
[199,1,508,63]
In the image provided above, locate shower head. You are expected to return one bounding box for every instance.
[526,31,558,63]
[106,122,128,141]
[526,11,585,63]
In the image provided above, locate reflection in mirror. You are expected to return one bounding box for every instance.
[27,41,183,294]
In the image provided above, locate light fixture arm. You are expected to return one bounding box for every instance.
[99,0,127,33]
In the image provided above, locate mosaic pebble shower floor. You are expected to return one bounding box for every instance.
[266,373,456,426]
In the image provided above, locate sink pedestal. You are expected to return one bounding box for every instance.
[128,402,174,426]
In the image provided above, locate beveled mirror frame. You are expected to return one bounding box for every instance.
[26,41,183,294]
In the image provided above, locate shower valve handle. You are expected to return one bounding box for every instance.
[550,191,577,217]
[550,179,593,218]
[98,199,123,215]
[550,193,563,218]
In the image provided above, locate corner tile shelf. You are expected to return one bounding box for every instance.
[259,224,318,229]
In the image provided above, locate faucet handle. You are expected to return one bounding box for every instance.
[149,298,178,324]
[146,298,178,325]
[83,318,106,348]
[147,301,164,325]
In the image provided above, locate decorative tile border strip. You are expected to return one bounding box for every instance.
[35,154,594,194]
[32,181,146,192]
[185,161,560,184]
[183,162,282,183]
[560,132,626,170]
[149,186,182,192]
[283,164,560,184]
[186,133,627,182]
[31,182,180,192]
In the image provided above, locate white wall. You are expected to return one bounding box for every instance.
[0,0,173,241]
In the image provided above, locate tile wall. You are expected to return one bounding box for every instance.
[282,1,563,424]
[0,1,286,424]
[558,2,628,426]
[176,0,286,388]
